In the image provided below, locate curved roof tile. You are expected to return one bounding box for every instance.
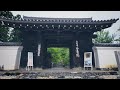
[94,43,120,47]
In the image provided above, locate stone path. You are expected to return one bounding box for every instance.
[0,68,120,79]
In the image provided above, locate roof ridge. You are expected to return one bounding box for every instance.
[23,16,93,20]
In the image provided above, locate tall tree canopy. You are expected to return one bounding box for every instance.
[0,11,13,18]
[0,11,13,42]
[0,11,22,42]
[9,14,22,42]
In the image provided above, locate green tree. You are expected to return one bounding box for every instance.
[0,11,22,42]
[9,14,22,42]
[47,48,69,66]
[114,27,120,43]
[60,48,69,66]
[93,29,115,43]
[0,11,13,18]
[0,11,14,42]
[9,28,22,42]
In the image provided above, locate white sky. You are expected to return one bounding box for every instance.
[11,11,120,39]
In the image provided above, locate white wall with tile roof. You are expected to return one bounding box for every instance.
[0,46,23,70]
[93,46,120,69]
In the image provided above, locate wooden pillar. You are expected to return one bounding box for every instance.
[26,31,38,68]
[42,39,47,69]
[77,32,88,68]
[20,47,28,68]
[69,39,75,69]
[39,34,48,69]
[69,46,74,69]
[78,39,85,67]
[84,33,95,67]
[75,40,80,67]
[39,34,44,69]
[34,32,42,68]
[20,30,40,69]
[72,39,77,67]
[91,35,95,67]
[20,31,29,68]
[78,32,95,68]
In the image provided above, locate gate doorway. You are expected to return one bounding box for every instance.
[47,47,70,68]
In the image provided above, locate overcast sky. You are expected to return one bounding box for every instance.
[11,11,120,38]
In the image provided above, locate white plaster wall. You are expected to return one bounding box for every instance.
[0,46,23,70]
[93,47,120,68]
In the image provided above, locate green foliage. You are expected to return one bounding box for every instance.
[0,11,13,18]
[9,14,22,42]
[9,29,22,42]
[94,30,115,43]
[114,28,120,43]
[0,11,14,42]
[0,11,22,42]
[47,48,69,66]
[0,27,9,42]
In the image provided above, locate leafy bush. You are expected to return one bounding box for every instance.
[93,30,115,43]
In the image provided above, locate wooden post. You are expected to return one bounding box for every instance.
[72,39,77,67]
[40,35,44,69]
[20,47,28,68]
[42,40,47,69]
[77,32,95,68]
[35,32,42,68]
[78,39,84,68]
[20,30,29,68]
[69,43,75,69]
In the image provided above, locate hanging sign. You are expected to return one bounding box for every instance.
[38,44,41,56]
[76,40,80,57]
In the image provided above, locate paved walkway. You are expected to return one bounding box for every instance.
[0,68,119,79]
[0,67,118,73]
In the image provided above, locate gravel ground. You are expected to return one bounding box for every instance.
[0,69,120,79]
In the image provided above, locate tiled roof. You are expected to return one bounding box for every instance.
[0,16,119,31]
[0,42,22,46]
[0,16,119,24]
[23,16,93,22]
[0,42,120,47]
[94,43,120,47]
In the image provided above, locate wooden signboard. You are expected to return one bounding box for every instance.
[84,52,92,70]
[27,52,33,66]
[26,52,33,71]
